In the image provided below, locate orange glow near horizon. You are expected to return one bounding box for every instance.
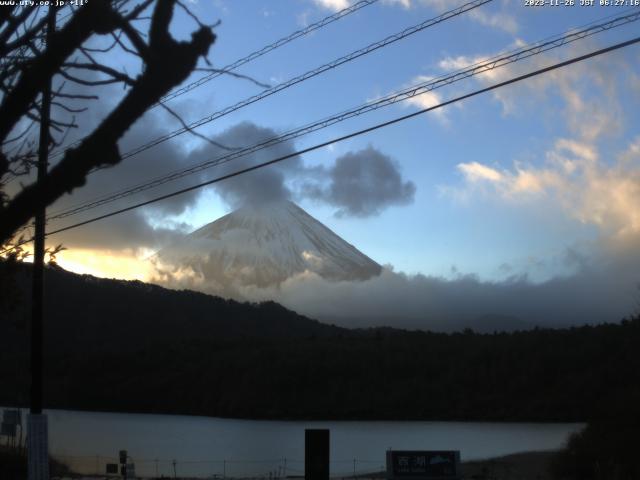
[54,248,155,281]
[2,241,158,282]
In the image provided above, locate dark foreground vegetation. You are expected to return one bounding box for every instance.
[0,445,71,480]
[2,262,640,479]
[549,414,640,480]
[2,262,639,423]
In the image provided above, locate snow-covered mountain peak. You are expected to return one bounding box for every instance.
[153,201,382,290]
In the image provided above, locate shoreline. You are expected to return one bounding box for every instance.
[3,445,561,480]
[461,451,558,479]
[355,451,559,480]
[0,404,588,424]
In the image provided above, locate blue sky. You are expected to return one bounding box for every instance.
[29,0,640,325]
[141,0,640,280]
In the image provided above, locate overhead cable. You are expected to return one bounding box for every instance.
[47,10,640,221]
[40,35,640,240]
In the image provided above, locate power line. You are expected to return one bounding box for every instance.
[159,0,380,104]
[46,0,496,218]
[47,0,492,171]
[47,0,380,159]
[4,31,638,257]
[111,0,492,161]
[46,10,640,221]
[40,35,640,240]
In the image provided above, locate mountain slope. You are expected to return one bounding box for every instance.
[0,262,345,358]
[2,261,639,422]
[154,201,382,289]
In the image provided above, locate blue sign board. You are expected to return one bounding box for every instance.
[386,450,460,479]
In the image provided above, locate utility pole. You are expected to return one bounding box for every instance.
[28,6,55,480]
[120,450,128,480]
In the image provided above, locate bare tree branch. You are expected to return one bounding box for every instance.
[0,1,119,143]
[58,69,128,87]
[114,17,150,59]
[52,92,99,100]
[0,7,39,54]
[1,13,49,58]
[124,0,155,21]
[82,33,121,53]
[2,118,36,146]
[176,0,217,30]
[51,101,88,114]
[158,100,239,152]
[194,67,271,89]
[0,0,216,244]
[62,62,137,86]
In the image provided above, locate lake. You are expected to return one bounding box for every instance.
[5,408,583,478]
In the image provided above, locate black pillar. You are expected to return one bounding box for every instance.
[305,429,329,480]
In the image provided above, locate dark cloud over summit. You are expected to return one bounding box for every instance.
[41,112,415,252]
[307,146,416,217]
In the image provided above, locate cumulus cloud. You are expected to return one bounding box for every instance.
[152,231,640,331]
[401,76,450,123]
[310,0,518,32]
[454,160,558,197]
[437,33,640,237]
[425,37,640,330]
[196,127,415,218]
[467,8,518,35]
[193,122,304,209]
[148,15,634,331]
[149,133,640,330]
[41,113,203,251]
[382,0,411,8]
[418,0,518,34]
[436,36,627,134]
[38,115,415,252]
[451,136,640,238]
[313,0,350,12]
[457,161,504,183]
[41,120,308,252]
[304,146,416,217]
[405,89,443,112]
[275,259,638,330]
[53,210,190,251]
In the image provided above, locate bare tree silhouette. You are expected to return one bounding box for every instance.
[0,0,217,246]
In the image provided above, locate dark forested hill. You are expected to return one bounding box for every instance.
[2,262,344,349]
[2,261,639,421]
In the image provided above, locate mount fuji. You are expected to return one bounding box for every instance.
[153,201,382,292]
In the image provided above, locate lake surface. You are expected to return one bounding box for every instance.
[6,408,583,478]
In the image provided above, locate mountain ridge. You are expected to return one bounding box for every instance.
[2,260,639,422]
[153,201,382,291]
